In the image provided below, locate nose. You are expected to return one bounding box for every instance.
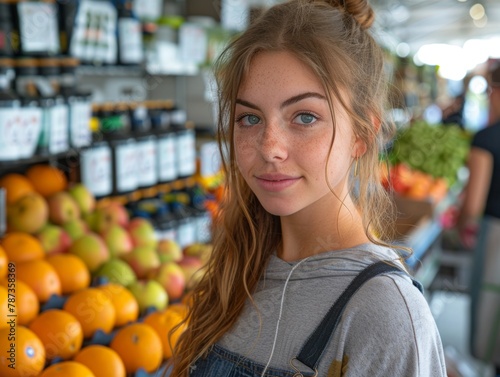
[258,121,288,162]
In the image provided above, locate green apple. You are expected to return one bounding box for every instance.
[127,280,168,313]
[94,258,137,286]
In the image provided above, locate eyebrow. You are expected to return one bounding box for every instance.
[235,92,327,111]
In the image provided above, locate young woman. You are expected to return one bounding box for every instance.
[170,1,446,376]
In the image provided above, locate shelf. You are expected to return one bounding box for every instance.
[0,150,80,172]
[76,65,145,77]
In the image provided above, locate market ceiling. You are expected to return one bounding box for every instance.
[370,0,500,54]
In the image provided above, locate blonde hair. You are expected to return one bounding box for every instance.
[169,1,396,375]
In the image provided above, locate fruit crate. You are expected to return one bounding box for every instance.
[388,193,435,240]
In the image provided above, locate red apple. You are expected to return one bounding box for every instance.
[122,246,160,279]
[68,233,110,273]
[154,262,186,301]
[47,191,81,225]
[94,202,130,233]
[178,256,205,290]
[7,192,48,234]
[101,224,133,258]
[127,217,158,249]
[36,224,72,255]
[157,239,182,263]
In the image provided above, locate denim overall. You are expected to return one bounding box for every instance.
[187,262,423,377]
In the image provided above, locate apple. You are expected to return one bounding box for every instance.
[127,217,158,249]
[154,262,186,301]
[7,192,49,234]
[94,258,137,287]
[157,239,183,263]
[47,191,81,225]
[94,202,129,233]
[178,256,205,290]
[68,183,96,215]
[62,218,89,241]
[101,224,133,258]
[122,246,160,279]
[83,211,98,232]
[36,224,72,255]
[128,280,168,312]
[183,243,213,264]
[68,233,110,273]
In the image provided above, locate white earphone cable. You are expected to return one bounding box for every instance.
[261,256,311,377]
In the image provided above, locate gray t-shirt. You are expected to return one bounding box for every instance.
[218,244,446,376]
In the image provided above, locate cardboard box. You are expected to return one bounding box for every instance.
[387,194,434,240]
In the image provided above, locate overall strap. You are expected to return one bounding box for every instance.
[294,261,420,372]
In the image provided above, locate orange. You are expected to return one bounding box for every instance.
[0,286,9,330]
[46,254,91,294]
[73,345,126,377]
[39,361,95,377]
[25,164,68,198]
[96,283,139,327]
[29,309,83,360]
[0,245,8,278]
[169,302,189,318]
[144,307,188,359]
[0,326,45,377]
[16,260,61,303]
[63,288,116,339]
[0,279,39,326]
[110,322,163,374]
[0,173,35,205]
[0,232,45,264]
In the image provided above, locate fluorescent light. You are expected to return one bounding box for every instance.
[470,3,485,20]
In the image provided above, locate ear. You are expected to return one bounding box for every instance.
[352,138,367,158]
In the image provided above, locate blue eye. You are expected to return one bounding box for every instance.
[237,114,261,126]
[294,113,317,125]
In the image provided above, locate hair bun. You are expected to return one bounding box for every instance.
[325,0,375,29]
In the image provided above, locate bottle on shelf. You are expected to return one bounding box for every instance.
[79,133,113,200]
[116,0,144,66]
[0,57,22,161]
[0,0,14,57]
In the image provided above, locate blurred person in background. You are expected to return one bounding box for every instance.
[457,64,500,375]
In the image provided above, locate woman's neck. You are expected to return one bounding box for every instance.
[277,195,370,262]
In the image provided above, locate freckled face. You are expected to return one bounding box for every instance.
[234,51,357,217]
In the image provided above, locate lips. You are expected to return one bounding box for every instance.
[255,173,301,192]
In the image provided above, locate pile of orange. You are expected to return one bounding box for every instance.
[29,309,83,361]
[25,164,68,198]
[0,173,35,205]
[0,326,46,377]
[63,288,116,339]
[110,322,163,374]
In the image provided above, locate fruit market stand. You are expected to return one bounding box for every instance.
[390,176,466,293]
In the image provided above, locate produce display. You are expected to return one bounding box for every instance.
[383,121,471,201]
[0,164,214,377]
